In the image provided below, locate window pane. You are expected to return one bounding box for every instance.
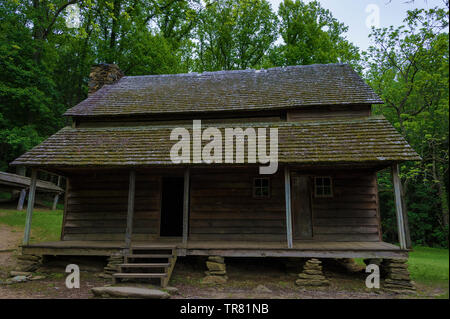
[316,187,323,196]
[261,179,269,188]
[254,178,269,198]
[316,178,322,187]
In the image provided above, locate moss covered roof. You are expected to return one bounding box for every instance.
[11,116,420,167]
[65,64,383,117]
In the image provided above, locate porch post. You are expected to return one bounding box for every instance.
[16,166,27,211]
[17,189,27,211]
[52,176,62,210]
[124,170,136,253]
[284,166,293,248]
[23,169,37,245]
[392,164,409,249]
[182,168,190,245]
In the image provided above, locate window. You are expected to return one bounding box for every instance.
[253,177,270,198]
[314,177,333,198]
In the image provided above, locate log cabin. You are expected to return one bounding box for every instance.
[11,63,420,287]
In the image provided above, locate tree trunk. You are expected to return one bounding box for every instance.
[109,0,122,62]
[432,143,449,227]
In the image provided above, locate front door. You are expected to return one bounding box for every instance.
[292,175,313,239]
[160,177,184,236]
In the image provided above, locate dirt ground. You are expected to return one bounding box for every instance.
[0,224,446,299]
[0,224,22,273]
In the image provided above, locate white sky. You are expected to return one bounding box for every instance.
[268,0,447,51]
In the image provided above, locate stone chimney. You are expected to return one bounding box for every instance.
[88,63,124,95]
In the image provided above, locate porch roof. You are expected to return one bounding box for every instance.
[11,116,420,167]
[0,171,63,193]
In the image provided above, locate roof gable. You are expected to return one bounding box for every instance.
[65,64,383,117]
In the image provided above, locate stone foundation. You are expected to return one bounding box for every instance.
[14,254,42,272]
[100,253,123,279]
[295,258,330,288]
[201,256,228,284]
[381,259,416,294]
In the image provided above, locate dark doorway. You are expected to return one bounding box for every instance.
[160,177,184,237]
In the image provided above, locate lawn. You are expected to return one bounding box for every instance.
[355,246,449,285]
[409,246,449,284]
[0,208,63,242]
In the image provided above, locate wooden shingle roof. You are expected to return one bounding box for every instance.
[11,116,420,167]
[65,64,383,117]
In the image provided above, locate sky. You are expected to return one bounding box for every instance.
[267,0,447,51]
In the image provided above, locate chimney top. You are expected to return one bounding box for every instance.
[88,63,124,95]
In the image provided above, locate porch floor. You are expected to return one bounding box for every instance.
[22,240,407,259]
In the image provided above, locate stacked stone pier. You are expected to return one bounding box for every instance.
[201,256,228,284]
[382,259,416,294]
[295,258,330,288]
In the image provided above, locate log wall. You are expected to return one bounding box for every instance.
[63,171,160,241]
[287,105,371,122]
[61,168,381,243]
[304,170,381,242]
[188,167,286,241]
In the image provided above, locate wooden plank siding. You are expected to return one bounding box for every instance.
[304,170,381,242]
[61,167,382,243]
[63,171,161,241]
[286,104,371,122]
[188,168,286,241]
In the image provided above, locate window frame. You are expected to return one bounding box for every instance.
[314,176,333,198]
[253,177,271,199]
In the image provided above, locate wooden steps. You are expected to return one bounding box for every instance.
[112,246,177,287]
[125,254,173,259]
[113,273,167,279]
[119,263,170,268]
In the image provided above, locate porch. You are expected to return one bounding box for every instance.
[21,239,407,259]
[18,164,412,261]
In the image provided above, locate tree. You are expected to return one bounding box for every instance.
[0,1,64,170]
[272,0,360,68]
[194,0,278,71]
[364,7,449,245]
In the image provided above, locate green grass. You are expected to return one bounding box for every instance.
[356,246,449,288]
[0,209,63,242]
[409,246,449,285]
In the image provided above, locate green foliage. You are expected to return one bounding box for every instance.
[194,0,278,71]
[0,1,64,171]
[272,0,360,69]
[365,7,449,248]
